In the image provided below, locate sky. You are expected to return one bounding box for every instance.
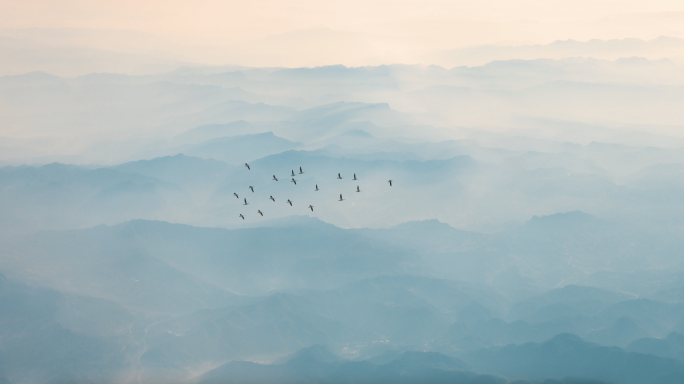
[2,0,684,67]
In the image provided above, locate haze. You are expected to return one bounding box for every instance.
[2,0,684,71]
[2,1,684,384]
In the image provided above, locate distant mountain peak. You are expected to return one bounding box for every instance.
[245,215,337,230]
[392,218,452,230]
[280,344,339,365]
[525,211,599,229]
[545,333,586,347]
[338,129,374,138]
[395,351,469,370]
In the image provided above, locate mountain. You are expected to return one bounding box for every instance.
[298,275,508,348]
[172,120,258,144]
[433,37,684,67]
[0,71,64,87]
[624,164,684,202]
[463,333,684,384]
[113,154,232,185]
[352,211,683,298]
[275,102,412,142]
[195,344,500,384]
[137,295,362,370]
[0,163,189,232]
[181,132,302,164]
[0,219,426,298]
[627,332,684,361]
[594,299,684,338]
[0,273,133,384]
[107,219,427,295]
[584,316,651,347]
[353,219,485,253]
[509,284,634,322]
[0,224,239,315]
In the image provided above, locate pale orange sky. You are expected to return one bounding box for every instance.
[2,0,684,68]
[3,1,684,40]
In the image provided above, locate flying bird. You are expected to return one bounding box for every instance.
[308,205,314,212]
[388,180,393,187]
[353,173,357,180]
[245,163,250,170]
[272,175,278,181]
[258,210,263,216]
[291,170,295,176]
[270,196,275,202]
[239,214,245,220]
[299,166,304,174]
[243,198,248,205]
[339,194,344,201]
[291,178,297,185]
[356,186,360,192]
[287,199,293,206]
[337,173,342,179]
[249,186,254,192]
[233,192,239,199]
[315,184,319,191]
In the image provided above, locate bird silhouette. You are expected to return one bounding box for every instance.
[243,198,248,205]
[258,210,263,216]
[353,173,357,180]
[339,194,344,201]
[291,178,297,185]
[239,214,245,220]
[291,170,295,176]
[388,180,393,186]
[356,186,360,192]
[245,163,250,170]
[299,166,304,174]
[249,186,254,192]
[337,173,342,179]
[270,196,275,202]
[315,184,319,191]
[272,175,278,181]
[287,199,293,206]
[233,192,239,199]
[308,205,314,211]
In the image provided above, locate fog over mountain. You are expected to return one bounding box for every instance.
[3,19,684,384]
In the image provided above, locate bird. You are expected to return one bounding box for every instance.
[258,210,263,216]
[249,186,254,192]
[287,199,293,206]
[388,180,393,186]
[270,196,275,202]
[339,194,344,201]
[315,184,319,191]
[356,186,360,192]
[299,166,304,174]
[353,173,357,180]
[243,198,248,205]
[272,175,278,181]
[291,170,295,176]
[291,178,297,185]
[239,214,245,220]
[233,192,239,199]
[308,205,314,211]
[337,173,342,179]
[245,163,250,170]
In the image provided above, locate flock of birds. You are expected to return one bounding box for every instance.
[236,163,393,220]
